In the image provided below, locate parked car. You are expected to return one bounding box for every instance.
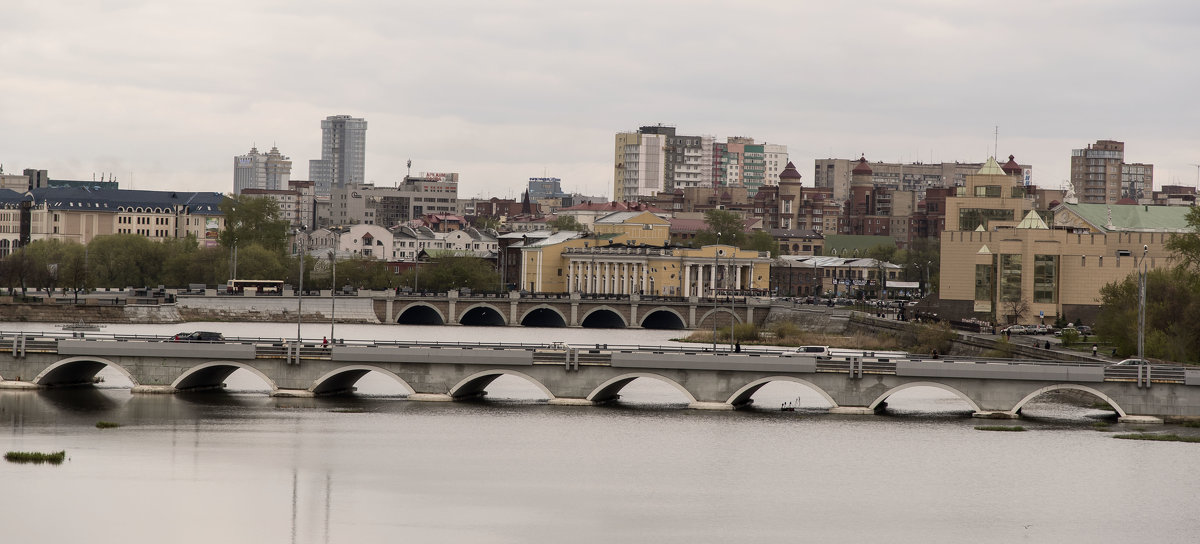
[173,331,225,342]
[1076,325,1093,335]
[1054,326,1077,337]
[1001,325,1028,335]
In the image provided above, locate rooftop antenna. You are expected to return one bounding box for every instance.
[993,126,999,158]
[1190,164,1200,188]
[406,159,412,178]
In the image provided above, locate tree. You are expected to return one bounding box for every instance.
[693,210,745,246]
[547,215,586,232]
[744,230,778,257]
[474,216,501,231]
[1097,267,1200,362]
[219,195,290,254]
[1165,206,1200,271]
[397,256,501,293]
[1001,295,1030,325]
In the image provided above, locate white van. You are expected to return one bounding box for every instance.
[784,345,830,357]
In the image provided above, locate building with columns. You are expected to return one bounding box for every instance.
[518,230,771,296]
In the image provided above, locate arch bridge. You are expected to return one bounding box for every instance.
[381,291,765,329]
[0,333,1197,421]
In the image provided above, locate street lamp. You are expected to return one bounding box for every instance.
[1138,244,1148,360]
[712,233,720,351]
[328,248,336,342]
[295,225,307,361]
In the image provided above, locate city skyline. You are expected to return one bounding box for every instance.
[2,1,1198,200]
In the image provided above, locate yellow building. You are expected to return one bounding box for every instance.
[519,231,771,296]
[938,158,1188,325]
[592,211,670,246]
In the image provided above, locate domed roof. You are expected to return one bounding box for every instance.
[1001,154,1021,175]
[852,156,872,175]
[779,161,803,182]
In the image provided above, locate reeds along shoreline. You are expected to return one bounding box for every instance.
[5,450,66,464]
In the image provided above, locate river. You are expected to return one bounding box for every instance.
[1,322,1198,543]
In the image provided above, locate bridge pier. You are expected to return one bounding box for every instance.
[972,411,1020,419]
[407,393,454,402]
[828,406,875,415]
[688,401,734,411]
[1118,415,1164,424]
[272,388,315,398]
[547,397,595,406]
[131,385,177,394]
[0,380,39,390]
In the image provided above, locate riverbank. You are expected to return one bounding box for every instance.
[0,297,381,325]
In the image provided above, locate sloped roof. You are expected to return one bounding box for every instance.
[1060,203,1193,232]
[976,156,1006,176]
[1015,209,1049,229]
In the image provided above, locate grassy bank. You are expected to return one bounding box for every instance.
[675,320,955,356]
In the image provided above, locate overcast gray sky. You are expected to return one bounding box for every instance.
[3,1,1198,200]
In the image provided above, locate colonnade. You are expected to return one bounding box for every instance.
[566,260,653,295]
[679,261,752,297]
[565,259,755,296]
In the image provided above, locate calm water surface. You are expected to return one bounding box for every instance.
[1,323,1198,543]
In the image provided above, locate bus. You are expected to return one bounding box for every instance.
[226,279,285,295]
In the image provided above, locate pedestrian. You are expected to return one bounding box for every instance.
[931,349,939,359]
[323,336,329,348]
[1092,344,1098,356]
[1045,340,1051,350]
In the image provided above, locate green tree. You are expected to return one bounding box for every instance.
[1165,206,1200,271]
[398,256,501,293]
[744,230,778,257]
[84,234,166,287]
[547,215,586,232]
[1097,267,1200,362]
[219,195,290,254]
[693,210,745,246]
[474,216,501,231]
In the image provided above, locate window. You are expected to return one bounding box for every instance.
[1033,255,1057,303]
[1000,254,1022,302]
[974,264,994,302]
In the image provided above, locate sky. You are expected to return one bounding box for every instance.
[3,1,1199,201]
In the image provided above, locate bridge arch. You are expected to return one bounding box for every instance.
[448,369,553,400]
[457,303,508,326]
[1011,384,1127,417]
[35,356,137,387]
[396,303,446,325]
[640,307,687,330]
[310,365,414,396]
[173,361,278,392]
[520,305,568,327]
[580,306,627,328]
[696,307,742,329]
[587,372,698,404]
[725,376,837,408]
[868,381,982,412]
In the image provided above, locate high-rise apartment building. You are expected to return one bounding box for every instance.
[814,157,1031,203]
[309,115,367,196]
[614,126,786,201]
[1069,140,1153,204]
[234,145,292,194]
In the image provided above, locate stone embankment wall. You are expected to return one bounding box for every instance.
[0,297,381,325]
[762,305,850,334]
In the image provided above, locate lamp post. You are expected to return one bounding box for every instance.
[295,225,307,359]
[1138,244,1148,360]
[328,248,336,342]
[712,232,720,351]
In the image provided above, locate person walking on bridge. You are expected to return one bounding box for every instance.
[1092,344,1098,357]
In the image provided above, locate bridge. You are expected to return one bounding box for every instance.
[0,332,1196,422]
